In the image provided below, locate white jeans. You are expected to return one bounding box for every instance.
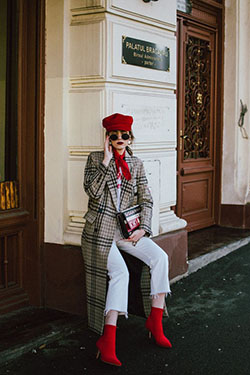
[105,232,171,317]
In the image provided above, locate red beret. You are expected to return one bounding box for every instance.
[102,113,133,132]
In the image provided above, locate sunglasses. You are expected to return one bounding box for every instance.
[109,133,130,141]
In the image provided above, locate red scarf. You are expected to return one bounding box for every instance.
[113,149,131,181]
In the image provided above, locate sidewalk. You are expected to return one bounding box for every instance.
[1,226,250,375]
[0,308,86,367]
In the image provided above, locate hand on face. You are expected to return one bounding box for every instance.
[103,136,113,166]
[103,130,131,166]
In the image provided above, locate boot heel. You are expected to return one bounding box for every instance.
[145,307,172,348]
[96,350,100,360]
[95,325,122,366]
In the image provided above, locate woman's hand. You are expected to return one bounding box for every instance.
[124,229,145,244]
[103,136,113,166]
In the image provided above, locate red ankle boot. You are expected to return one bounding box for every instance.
[96,324,122,366]
[146,307,172,348]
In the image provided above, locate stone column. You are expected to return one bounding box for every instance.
[45,0,69,244]
[65,0,187,245]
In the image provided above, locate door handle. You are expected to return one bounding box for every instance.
[180,130,183,151]
[179,130,187,151]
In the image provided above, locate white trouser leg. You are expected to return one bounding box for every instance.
[116,237,171,297]
[105,241,129,317]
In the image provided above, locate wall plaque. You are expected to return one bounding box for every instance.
[177,0,192,14]
[122,36,170,72]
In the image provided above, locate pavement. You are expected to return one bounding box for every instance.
[1,227,250,375]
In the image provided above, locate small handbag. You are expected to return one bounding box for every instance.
[117,205,141,239]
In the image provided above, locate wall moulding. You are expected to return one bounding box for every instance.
[132,142,176,152]
[70,77,176,90]
[70,19,105,79]
[68,143,176,158]
[68,212,85,226]
[70,76,105,87]
[159,203,174,212]
[68,147,104,156]
[108,0,176,32]
[70,0,105,13]
[71,12,105,25]
[69,12,176,89]
[68,89,105,149]
[132,147,176,156]
[129,149,176,211]
[110,88,176,145]
[109,16,176,87]
[67,158,88,219]
[70,0,176,31]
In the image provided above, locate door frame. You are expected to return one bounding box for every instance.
[18,0,45,306]
[176,0,224,231]
[0,0,45,312]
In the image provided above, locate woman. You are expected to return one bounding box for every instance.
[81,113,172,367]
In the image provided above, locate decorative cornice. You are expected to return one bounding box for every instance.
[69,77,176,90]
[69,146,103,156]
[107,8,176,33]
[70,76,105,88]
[71,10,105,25]
[68,144,176,157]
[70,0,105,13]
[70,1,176,32]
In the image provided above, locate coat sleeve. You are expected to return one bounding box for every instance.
[137,160,153,236]
[84,153,111,200]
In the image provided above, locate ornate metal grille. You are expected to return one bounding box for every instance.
[184,36,211,159]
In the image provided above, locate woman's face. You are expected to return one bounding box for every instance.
[109,130,131,154]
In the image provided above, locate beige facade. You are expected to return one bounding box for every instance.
[45,0,250,247]
[45,0,187,247]
[222,0,250,205]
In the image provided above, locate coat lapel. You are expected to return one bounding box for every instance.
[107,158,118,209]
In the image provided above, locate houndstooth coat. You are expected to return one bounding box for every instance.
[81,150,153,335]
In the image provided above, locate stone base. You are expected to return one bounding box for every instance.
[220,204,250,229]
[153,228,188,281]
[43,243,87,316]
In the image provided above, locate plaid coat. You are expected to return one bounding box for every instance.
[81,150,153,335]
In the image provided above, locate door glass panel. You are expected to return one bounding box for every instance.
[184,35,211,160]
[0,0,19,210]
[0,0,7,182]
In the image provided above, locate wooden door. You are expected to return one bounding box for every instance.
[0,0,45,314]
[177,16,219,232]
